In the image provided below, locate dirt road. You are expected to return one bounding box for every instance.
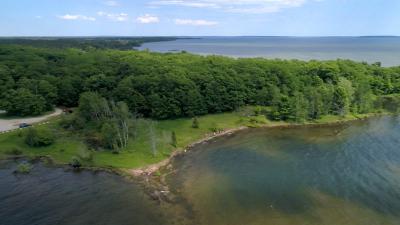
[0,108,63,133]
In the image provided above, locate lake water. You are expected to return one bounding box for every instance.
[167,116,400,225]
[2,116,400,225]
[0,162,172,225]
[138,37,400,67]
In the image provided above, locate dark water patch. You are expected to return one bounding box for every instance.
[0,161,171,225]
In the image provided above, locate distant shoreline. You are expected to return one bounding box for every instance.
[1,35,399,38]
[136,36,400,67]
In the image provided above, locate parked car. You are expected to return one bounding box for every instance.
[19,123,31,128]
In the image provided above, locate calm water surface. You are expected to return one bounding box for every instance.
[1,116,400,225]
[0,163,171,225]
[138,37,400,67]
[167,116,400,225]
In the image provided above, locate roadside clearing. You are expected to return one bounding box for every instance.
[0,108,63,133]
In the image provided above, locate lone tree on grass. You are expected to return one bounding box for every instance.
[192,117,199,128]
[171,131,177,147]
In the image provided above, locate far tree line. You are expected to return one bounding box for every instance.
[0,37,177,50]
[1,45,400,122]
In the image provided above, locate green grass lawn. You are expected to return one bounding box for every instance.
[0,108,386,169]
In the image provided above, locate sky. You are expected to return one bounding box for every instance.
[1,0,400,36]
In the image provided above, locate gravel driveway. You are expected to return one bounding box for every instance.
[0,108,63,133]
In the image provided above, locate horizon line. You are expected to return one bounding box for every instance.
[0,35,399,38]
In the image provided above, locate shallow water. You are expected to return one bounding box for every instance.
[138,36,400,67]
[2,116,400,225]
[167,116,400,225]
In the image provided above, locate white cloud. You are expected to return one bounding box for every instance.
[151,0,317,14]
[97,11,129,21]
[175,19,218,26]
[153,0,218,8]
[136,14,160,24]
[58,14,96,21]
[104,1,119,6]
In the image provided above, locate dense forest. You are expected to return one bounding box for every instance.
[1,44,400,122]
[0,37,177,50]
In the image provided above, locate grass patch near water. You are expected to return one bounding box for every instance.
[0,109,387,169]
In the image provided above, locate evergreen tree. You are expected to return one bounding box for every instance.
[332,87,349,116]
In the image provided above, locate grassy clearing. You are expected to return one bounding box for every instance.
[93,112,263,168]
[0,108,387,169]
[0,122,85,164]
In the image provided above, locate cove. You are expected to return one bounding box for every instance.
[2,116,400,225]
[166,116,400,225]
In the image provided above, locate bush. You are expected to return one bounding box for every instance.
[254,106,262,116]
[5,147,23,155]
[192,117,199,128]
[59,114,85,130]
[70,156,82,168]
[85,132,103,150]
[249,116,267,124]
[77,147,93,162]
[15,162,32,174]
[25,127,55,147]
[209,125,224,133]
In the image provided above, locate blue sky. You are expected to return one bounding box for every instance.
[1,0,399,36]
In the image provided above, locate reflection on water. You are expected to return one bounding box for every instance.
[2,116,400,225]
[167,116,400,225]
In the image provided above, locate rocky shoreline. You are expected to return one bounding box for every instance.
[124,113,389,204]
[127,126,248,177]
[127,113,382,178]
